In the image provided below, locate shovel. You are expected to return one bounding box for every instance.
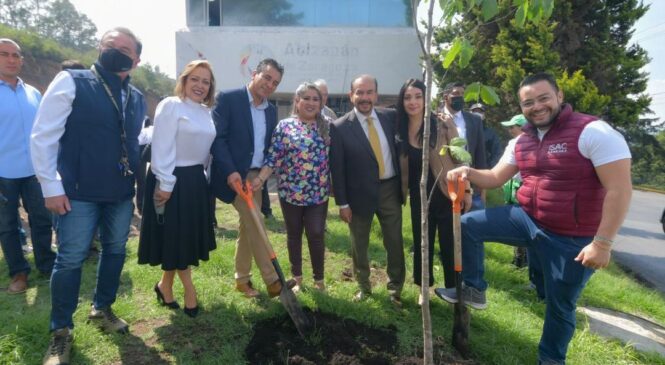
[448,177,470,357]
[233,180,312,338]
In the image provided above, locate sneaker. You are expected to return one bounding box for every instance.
[434,284,487,310]
[291,276,303,293]
[43,328,73,365]
[88,306,129,334]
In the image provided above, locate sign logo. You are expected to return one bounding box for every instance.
[239,44,274,77]
[547,142,567,154]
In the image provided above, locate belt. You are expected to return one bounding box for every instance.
[248,168,261,172]
[380,176,397,183]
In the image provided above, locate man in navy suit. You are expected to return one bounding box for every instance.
[330,74,405,306]
[438,82,487,209]
[210,58,284,298]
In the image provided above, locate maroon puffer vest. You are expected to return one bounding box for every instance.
[515,104,605,236]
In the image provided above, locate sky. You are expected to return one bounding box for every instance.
[68,0,664,122]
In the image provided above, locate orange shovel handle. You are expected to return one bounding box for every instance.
[447,177,466,213]
[232,180,256,210]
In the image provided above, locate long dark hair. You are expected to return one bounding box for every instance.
[396,78,435,156]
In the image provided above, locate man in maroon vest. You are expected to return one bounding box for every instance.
[434,72,632,365]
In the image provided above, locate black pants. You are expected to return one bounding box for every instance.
[410,186,455,288]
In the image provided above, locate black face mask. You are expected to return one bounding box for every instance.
[98,48,134,73]
[450,96,465,112]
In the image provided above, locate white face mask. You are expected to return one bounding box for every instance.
[471,112,485,120]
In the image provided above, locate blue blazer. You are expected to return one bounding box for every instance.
[210,87,277,203]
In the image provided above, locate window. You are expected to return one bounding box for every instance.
[186,0,413,27]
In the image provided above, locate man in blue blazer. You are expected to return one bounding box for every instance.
[210,58,284,298]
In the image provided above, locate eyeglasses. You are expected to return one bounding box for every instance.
[520,94,554,109]
[0,51,23,60]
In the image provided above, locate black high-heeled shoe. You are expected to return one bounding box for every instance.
[154,283,180,309]
[183,305,199,318]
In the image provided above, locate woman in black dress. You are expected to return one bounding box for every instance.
[138,60,217,317]
[396,79,470,305]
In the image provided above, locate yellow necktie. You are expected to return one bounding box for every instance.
[366,116,385,178]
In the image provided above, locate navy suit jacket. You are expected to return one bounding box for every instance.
[461,110,487,170]
[210,87,277,203]
[329,107,404,217]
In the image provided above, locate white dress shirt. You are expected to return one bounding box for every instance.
[354,108,396,179]
[150,96,216,192]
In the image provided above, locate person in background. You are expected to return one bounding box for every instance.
[396,79,470,305]
[253,82,330,292]
[0,38,56,295]
[329,74,405,306]
[436,72,632,364]
[32,27,145,365]
[210,58,285,299]
[314,79,337,121]
[136,116,153,215]
[138,60,217,319]
[438,83,487,210]
[469,103,502,169]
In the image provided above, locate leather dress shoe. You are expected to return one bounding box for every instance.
[8,272,28,294]
[267,280,283,298]
[236,280,260,298]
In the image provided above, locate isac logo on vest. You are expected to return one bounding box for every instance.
[547,143,567,154]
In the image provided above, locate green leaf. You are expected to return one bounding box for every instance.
[442,38,462,68]
[480,85,501,105]
[464,82,482,102]
[450,146,472,164]
[515,4,527,28]
[481,0,498,21]
[542,0,554,19]
[458,38,474,68]
[450,137,468,147]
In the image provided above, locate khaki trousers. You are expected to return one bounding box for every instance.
[232,170,278,286]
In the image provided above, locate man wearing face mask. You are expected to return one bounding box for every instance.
[438,82,487,211]
[31,27,146,365]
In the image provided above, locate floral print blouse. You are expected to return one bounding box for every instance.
[265,117,330,206]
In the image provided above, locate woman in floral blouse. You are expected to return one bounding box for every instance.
[253,82,330,292]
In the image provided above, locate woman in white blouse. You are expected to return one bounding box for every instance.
[138,60,217,318]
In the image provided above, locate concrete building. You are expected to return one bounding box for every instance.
[177,0,422,118]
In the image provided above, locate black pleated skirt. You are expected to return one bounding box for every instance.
[138,165,216,270]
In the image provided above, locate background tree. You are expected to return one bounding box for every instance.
[432,0,664,187]
[0,0,97,51]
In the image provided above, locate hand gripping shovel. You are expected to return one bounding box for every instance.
[233,181,312,337]
[448,177,470,357]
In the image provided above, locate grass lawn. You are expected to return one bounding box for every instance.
[1,195,665,364]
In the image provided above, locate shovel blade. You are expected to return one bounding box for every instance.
[279,287,312,337]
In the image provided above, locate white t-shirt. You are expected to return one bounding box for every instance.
[500,120,631,167]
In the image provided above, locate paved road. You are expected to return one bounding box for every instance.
[613,190,665,293]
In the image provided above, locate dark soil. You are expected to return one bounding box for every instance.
[246,310,476,365]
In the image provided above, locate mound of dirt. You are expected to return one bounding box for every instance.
[246,310,475,365]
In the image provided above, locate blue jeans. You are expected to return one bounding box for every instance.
[460,205,594,364]
[470,193,484,211]
[0,176,55,277]
[50,199,133,331]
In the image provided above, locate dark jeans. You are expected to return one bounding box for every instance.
[410,186,454,288]
[460,205,594,364]
[280,199,328,281]
[261,181,272,217]
[50,199,133,330]
[0,176,55,277]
